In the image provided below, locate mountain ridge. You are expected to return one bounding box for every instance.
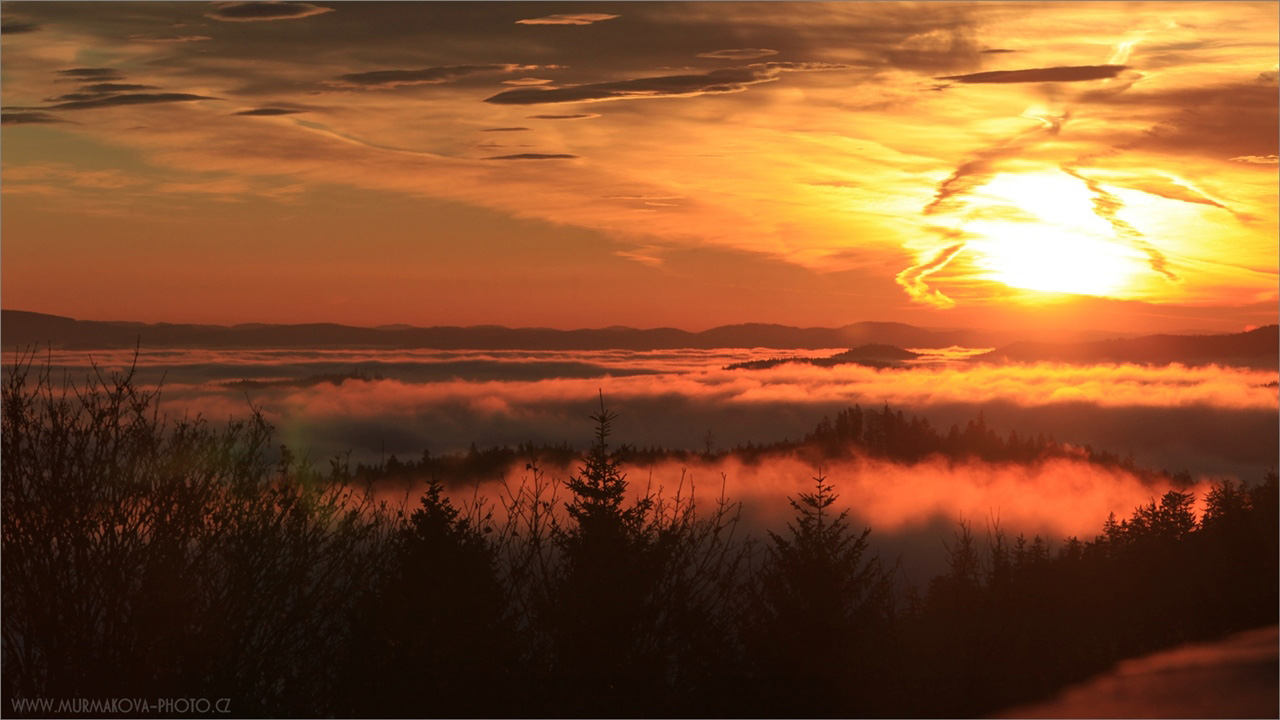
[1,310,1272,363]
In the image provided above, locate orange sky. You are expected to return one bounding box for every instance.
[2,1,1277,333]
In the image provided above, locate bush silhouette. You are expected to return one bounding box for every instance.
[1,352,390,715]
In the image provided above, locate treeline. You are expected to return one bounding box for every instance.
[3,359,1276,718]
[358,403,1163,487]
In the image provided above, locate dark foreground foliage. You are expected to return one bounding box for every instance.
[3,356,1276,718]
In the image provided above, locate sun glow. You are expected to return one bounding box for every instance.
[955,172,1149,297]
[971,223,1144,296]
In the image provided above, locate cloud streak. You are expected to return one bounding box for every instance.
[1060,162,1179,282]
[527,114,600,120]
[515,13,618,26]
[697,48,779,60]
[46,93,214,111]
[896,241,965,308]
[334,64,542,89]
[939,64,1130,84]
[924,112,1067,216]
[234,107,307,116]
[2,111,67,125]
[484,62,852,105]
[206,2,333,23]
[56,68,123,81]
[485,153,579,160]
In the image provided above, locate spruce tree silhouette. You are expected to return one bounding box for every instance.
[747,474,893,717]
[544,393,669,715]
[342,479,515,717]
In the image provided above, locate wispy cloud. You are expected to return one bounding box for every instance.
[1060,162,1178,282]
[1230,154,1278,164]
[1,19,40,34]
[923,113,1067,216]
[697,48,778,60]
[527,113,600,120]
[205,2,333,23]
[56,68,123,81]
[938,64,1130,84]
[1,111,68,125]
[485,153,579,160]
[47,93,214,111]
[333,64,544,89]
[234,107,307,116]
[515,13,618,26]
[896,241,965,309]
[128,34,212,43]
[485,62,852,105]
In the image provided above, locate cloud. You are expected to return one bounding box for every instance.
[47,84,161,102]
[980,48,1017,54]
[481,127,530,132]
[515,13,618,26]
[1060,163,1178,282]
[1111,175,1233,212]
[56,68,124,81]
[896,241,965,308]
[205,2,333,23]
[697,48,779,60]
[333,64,540,89]
[502,78,555,86]
[46,93,215,111]
[527,114,600,120]
[235,107,307,116]
[485,153,579,160]
[485,62,852,105]
[54,346,1278,487]
[938,64,1129,84]
[128,34,212,43]
[1230,154,1278,164]
[1,111,68,125]
[924,111,1067,216]
[2,19,39,34]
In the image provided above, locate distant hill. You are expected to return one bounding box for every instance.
[726,344,922,370]
[3,310,1269,364]
[971,325,1279,369]
[0,310,1022,351]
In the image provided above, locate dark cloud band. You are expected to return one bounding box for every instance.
[1,111,66,124]
[206,2,332,23]
[485,153,579,160]
[1,20,39,34]
[938,64,1129,84]
[48,93,214,111]
[515,13,618,26]
[334,64,536,89]
[57,68,124,81]
[234,107,306,116]
[486,62,850,105]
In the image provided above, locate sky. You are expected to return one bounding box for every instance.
[2,1,1277,333]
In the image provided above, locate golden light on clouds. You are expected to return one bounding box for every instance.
[1,1,1275,331]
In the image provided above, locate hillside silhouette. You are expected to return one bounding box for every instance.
[970,324,1279,368]
[0,309,1093,351]
[725,344,921,370]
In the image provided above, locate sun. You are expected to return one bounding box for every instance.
[970,224,1144,296]
[958,172,1149,297]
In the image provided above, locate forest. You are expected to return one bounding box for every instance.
[2,354,1276,718]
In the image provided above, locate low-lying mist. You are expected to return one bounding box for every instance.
[370,450,1211,582]
[41,347,1278,479]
